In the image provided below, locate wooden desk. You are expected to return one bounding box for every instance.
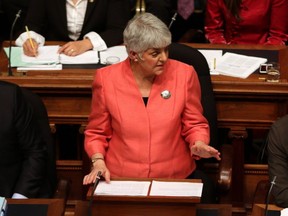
[6,198,65,216]
[74,201,232,216]
[80,178,201,216]
[1,43,288,208]
[252,204,282,216]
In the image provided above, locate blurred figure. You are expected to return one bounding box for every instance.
[15,0,131,57]
[205,0,288,45]
[0,80,52,198]
[170,0,207,43]
[268,115,288,207]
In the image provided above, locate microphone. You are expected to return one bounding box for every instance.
[87,171,102,216]
[168,12,177,29]
[8,9,22,76]
[264,176,276,216]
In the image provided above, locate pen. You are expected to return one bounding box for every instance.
[25,25,37,56]
[213,58,216,70]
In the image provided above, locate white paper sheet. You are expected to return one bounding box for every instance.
[99,45,128,64]
[198,49,223,75]
[149,180,203,197]
[215,52,267,78]
[95,180,151,196]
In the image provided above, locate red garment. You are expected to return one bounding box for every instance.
[205,0,288,45]
[85,58,209,179]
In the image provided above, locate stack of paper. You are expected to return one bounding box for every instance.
[214,52,267,78]
[95,181,151,196]
[4,45,99,71]
[198,50,268,78]
[4,46,62,70]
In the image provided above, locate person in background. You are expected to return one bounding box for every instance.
[267,115,288,207]
[170,0,207,43]
[0,80,51,198]
[205,0,288,45]
[15,0,131,57]
[83,12,221,203]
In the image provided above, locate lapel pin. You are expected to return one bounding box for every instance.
[161,90,171,99]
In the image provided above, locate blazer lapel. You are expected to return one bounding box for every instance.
[55,0,68,33]
[84,0,97,25]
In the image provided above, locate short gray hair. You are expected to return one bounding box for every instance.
[123,13,171,53]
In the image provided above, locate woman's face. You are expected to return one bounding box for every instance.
[136,47,169,77]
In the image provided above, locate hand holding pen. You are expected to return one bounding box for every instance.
[23,26,38,57]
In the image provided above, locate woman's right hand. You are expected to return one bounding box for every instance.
[23,39,38,57]
[83,159,111,185]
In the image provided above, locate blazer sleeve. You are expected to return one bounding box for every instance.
[85,70,112,158]
[265,0,288,45]
[13,86,47,198]
[204,0,227,44]
[181,66,210,147]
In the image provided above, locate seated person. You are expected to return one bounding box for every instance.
[267,115,288,207]
[83,12,221,203]
[205,0,288,45]
[0,80,52,198]
[15,0,131,57]
[170,0,207,43]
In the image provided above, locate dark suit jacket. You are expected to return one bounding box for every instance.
[267,115,288,207]
[0,81,48,198]
[23,0,131,47]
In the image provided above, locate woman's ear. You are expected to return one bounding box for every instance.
[129,51,138,62]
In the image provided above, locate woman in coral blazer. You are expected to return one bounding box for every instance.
[205,0,288,45]
[83,13,220,192]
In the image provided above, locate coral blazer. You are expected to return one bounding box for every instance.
[205,0,288,45]
[85,58,210,179]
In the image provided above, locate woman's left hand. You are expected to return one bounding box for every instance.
[58,38,93,56]
[190,141,221,160]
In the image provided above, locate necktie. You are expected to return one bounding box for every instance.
[177,0,194,20]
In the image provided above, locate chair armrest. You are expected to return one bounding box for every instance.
[218,144,233,192]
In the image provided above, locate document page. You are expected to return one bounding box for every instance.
[22,45,60,64]
[99,45,128,64]
[60,50,99,64]
[94,180,151,196]
[149,181,203,197]
[215,52,267,78]
[198,49,223,75]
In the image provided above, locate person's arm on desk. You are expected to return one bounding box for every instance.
[83,153,111,185]
[57,35,105,57]
[15,31,44,56]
